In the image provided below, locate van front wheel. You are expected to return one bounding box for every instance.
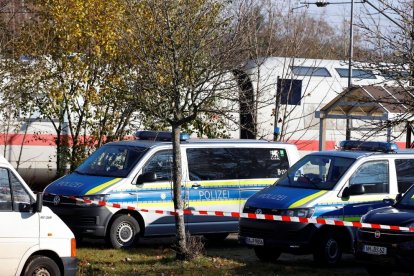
[313,233,342,266]
[23,255,61,276]
[108,214,140,249]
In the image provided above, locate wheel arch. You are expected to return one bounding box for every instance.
[105,209,145,238]
[20,250,63,276]
[312,225,355,253]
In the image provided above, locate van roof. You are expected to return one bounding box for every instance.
[0,155,9,164]
[309,149,414,159]
[104,139,294,148]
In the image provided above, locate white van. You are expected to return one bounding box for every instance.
[43,131,300,249]
[0,156,77,276]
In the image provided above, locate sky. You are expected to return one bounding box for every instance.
[287,0,402,34]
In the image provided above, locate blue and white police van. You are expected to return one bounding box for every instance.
[43,131,300,248]
[239,141,414,266]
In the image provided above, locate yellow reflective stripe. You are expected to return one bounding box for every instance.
[318,194,395,204]
[188,179,275,187]
[108,199,244,209]
[86,178,122,195]
[343,216,361,222]
[184,199,243,206]
[128,179,275,190]
[289,190,327,208]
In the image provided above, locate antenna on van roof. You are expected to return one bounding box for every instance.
[135,131,190,142]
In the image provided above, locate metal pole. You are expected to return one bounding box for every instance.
[274,77,281,141]
[346,0,354,140]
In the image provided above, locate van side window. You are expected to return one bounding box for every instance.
[187,148,289,181]
[142,150,173,181]
[10,172,32,209]
[0,168,12,211]
[395,159,414,193]
[349,161,389,194]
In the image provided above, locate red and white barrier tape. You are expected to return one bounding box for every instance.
[64,195,414,232]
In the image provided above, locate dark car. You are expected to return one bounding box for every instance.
[356,186,414,275]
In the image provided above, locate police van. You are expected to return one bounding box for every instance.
[43,131,300,249]
[0,156,77,276]
[239,141,414,266]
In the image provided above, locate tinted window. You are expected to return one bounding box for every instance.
[397,183,414,208]
[0,168,12,211]
[142,150,173,181]
[291,66,331,77]
[350,161,389,193]
[335,68,377,79]
[187,148,289,181]
[395,159,414,193]
[277,155,354,190]
[76,145,147,177]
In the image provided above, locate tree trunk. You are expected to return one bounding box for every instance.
[171,125,187,260]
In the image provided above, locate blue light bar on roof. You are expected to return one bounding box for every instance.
[339,140,398,153]
[135,130,190,141]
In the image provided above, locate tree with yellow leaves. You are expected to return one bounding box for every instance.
[3,0,137,177]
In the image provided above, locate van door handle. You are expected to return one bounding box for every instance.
[192,183,201,188]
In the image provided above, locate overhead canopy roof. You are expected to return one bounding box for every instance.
[316,85,414,121]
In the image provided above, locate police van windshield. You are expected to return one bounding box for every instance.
[396,186,414,209]
[75,145,148,177]
[277,155,355,190]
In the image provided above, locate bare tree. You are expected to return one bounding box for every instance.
[122,0,245,259]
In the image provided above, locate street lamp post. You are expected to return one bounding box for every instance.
[346,0,355,140]
[301,0,360,141]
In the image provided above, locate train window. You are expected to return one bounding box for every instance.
[291,66,331,77]
[277,79,302,106]
[335,68,377,79]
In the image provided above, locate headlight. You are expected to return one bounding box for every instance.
[279,208,314,218]
[76,194,108,206]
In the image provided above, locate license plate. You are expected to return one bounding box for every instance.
[362,244,387,255]
[245,237,264,246]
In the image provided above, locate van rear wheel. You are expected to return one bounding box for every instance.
[23,255,61,276]
[108,214,140,249]
[254,246,281,262]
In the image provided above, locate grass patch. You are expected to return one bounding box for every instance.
[76,235,365,275]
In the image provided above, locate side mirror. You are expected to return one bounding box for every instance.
[136,172,157,185]
[342,184,365,198]
[34,192,43,213]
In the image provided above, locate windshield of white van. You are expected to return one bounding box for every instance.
[277,155,355,190]
[75,145,148,177]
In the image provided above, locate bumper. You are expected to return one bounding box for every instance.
[46,204,113,238]
[238,217,318,254]
[356,241,414,272]
[356,228,414,272]
[62,257,78,276]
